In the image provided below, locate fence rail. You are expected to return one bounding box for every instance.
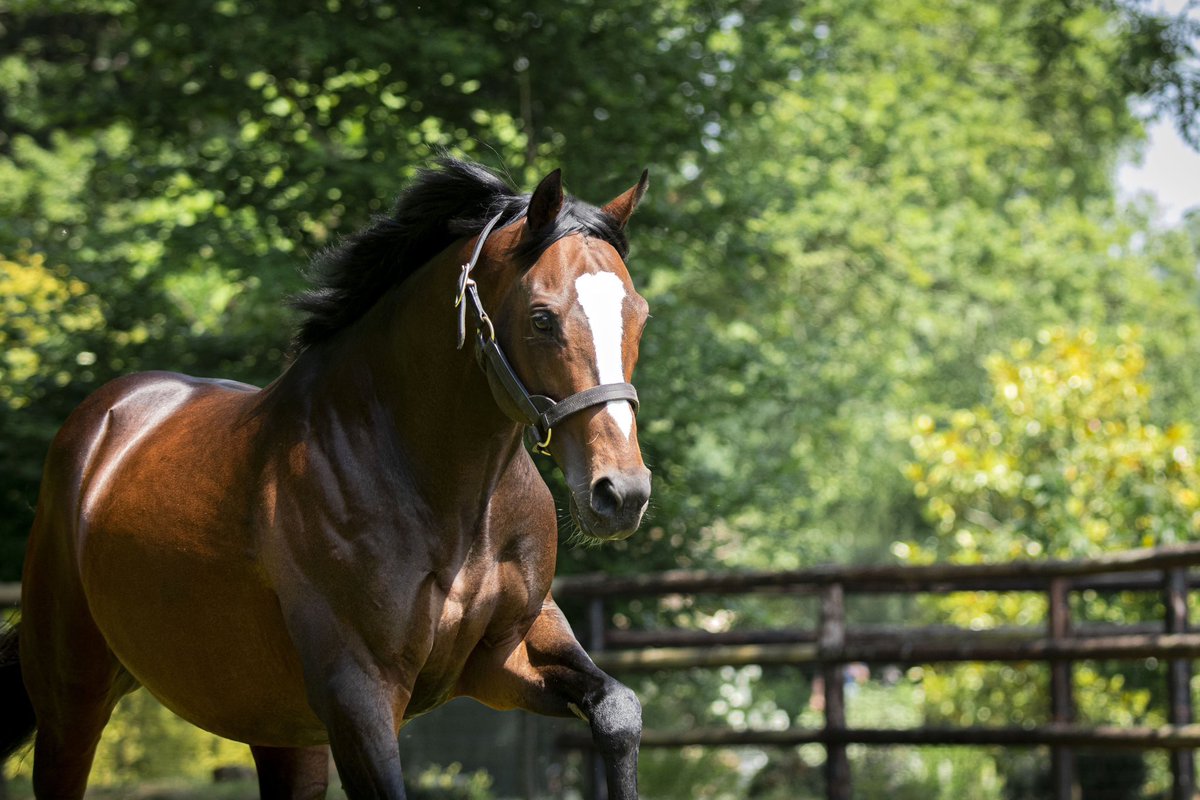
[554,542,1200,800]
[553,544,1200,596]
[560,722,1200,750]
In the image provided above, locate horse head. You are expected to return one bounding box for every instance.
[472,168,651,541]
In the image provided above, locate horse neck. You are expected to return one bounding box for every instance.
[284,245,528,504]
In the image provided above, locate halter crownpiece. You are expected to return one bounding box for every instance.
[455,211,640,455]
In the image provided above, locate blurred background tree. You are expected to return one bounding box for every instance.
[902,326,1197,798]
[2,0,1199,797]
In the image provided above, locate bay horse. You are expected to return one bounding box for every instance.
[0,158,652,799]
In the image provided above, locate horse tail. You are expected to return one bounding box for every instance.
[0,624,36,762]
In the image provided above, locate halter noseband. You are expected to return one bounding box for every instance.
[454,212,640,456]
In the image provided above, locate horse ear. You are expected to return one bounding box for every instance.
[527,168,564,233]
[602,169,649,230]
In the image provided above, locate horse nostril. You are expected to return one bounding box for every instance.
[589,470,651,523]
[625,474,651,514]
[590,476,623,517]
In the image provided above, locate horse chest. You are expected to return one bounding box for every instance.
[435,559,538,652]
[400,554,542,712]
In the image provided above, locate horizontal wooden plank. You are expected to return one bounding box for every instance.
[602,623,1164,650]
[594,642,820,671]
[591,633,1200,671]
[559,723,1200,750]
[554,543,1200,598]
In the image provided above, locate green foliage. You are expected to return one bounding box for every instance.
[0,251,103,410]
[906,327,1199,564]
[0,0,800,579]
[7,690,255,787]
[901,328,1196,798]
[2,0,1198,580]
[595,0,1200,579]
[406,763,495,800]
[2,0,1200,795]
[740,681,1004,800]
[0,251,106,571]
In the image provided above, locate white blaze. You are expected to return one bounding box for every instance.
[574,271,633,438]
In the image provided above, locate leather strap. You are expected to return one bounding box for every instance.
[456,211,507,350]
[455,211,639,454]
[532,383,639,433]
[475,333,548,427]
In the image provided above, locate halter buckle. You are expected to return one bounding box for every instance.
[477,310,495,342]
[532,427,553,456]
[454,263,473,309]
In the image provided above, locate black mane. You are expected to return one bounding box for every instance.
[290,158,629,351]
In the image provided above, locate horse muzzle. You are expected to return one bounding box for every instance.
[571,467,651,541]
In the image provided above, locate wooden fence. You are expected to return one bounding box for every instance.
[553,543,1200,800]
[5,545,1199,799]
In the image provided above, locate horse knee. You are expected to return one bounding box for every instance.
[589,683,642,755]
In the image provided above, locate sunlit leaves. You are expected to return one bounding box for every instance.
[901,328,1195,789]
[0,252,103,410]
[9,690,255,785]
[906,327,1200,563]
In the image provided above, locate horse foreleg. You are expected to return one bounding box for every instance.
[458,599,641,800]
[285,610,410,799]
[319,678,408,800]
[251,744,330,800]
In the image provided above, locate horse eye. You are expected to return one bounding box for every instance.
[531,311,557,334]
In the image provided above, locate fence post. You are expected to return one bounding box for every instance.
[820,582,850,800]
[1164,567,1195,800]
[587,597,608,800]
[1048,577,1078,800]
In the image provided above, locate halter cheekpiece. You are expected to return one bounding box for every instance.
[454,212,640,456]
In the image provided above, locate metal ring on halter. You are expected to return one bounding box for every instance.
[454,263,475,309]
[477,310,495,342]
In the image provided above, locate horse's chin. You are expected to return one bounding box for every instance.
[568,493,639,543]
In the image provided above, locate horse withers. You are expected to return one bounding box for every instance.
[0,159,652,799]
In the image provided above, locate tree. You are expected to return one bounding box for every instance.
[906,326,1199,563]
[0,0,797,577]
[0,251,104,572]
[902,327,1197,797]
[618,0,1200,573]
